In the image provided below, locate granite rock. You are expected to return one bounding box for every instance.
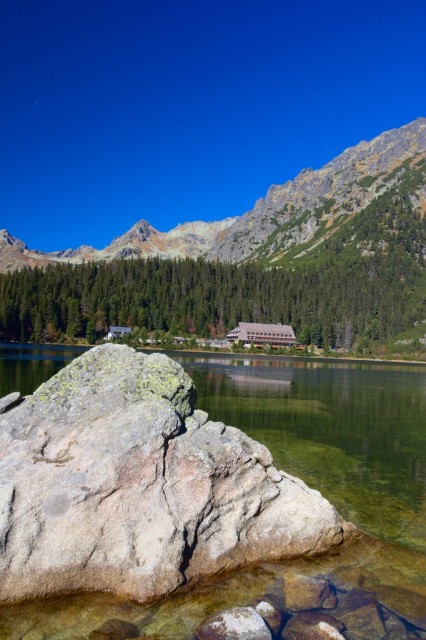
[255,600,283,635]
[196,606,272,640]
[283,574,337,612]
[0,391,21,414]
[282,611,345,640]
[0,344,352,604]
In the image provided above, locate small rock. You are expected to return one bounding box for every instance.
[255,600,283,634]
[88,618,141,640]
[258,577,286,610]
[282,611,345,639]
[196,606,272,640]
[0,391,21,413]
[336,589,386,640]
[284,573,337,612]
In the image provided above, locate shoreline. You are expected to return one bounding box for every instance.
[1,340,426,367]
[159,347,426,367]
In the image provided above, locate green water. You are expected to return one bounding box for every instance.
[0,345,425,638]
[176,355,426,553]
[0,343,89,396]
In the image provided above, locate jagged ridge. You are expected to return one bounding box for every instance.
[1,118,425,272]
[205,117,426,264]
[0,218,237,272]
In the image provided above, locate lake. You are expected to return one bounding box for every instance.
[0,343,425,637]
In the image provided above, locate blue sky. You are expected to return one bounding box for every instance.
[1,0,425,251]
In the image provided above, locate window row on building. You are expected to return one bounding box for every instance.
[227,322,297,347]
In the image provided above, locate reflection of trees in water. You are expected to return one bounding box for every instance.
[189,362,426,515]
[0,357,62,396]
[0,346,84,397]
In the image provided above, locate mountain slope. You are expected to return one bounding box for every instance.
[0,218,237,272]
[1,118,425,274]
[206,118,426,265]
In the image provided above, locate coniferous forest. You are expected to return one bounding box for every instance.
[0,249,423,354]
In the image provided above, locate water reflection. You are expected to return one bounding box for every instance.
[0,344,88,396]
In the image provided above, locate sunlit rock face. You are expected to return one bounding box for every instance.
[0,217,238,272]
[206,117,426,263]
[0,344,353,604]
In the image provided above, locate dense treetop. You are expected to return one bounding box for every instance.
[0,249,422,355]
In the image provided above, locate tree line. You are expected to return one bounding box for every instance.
[0,250,421,352]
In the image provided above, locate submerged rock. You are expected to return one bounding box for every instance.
[282,611,346,639]
[283,573,337,612]
[375,584,426,631]
[88,618,140,639]
[335,589,387,639]
[196,606,272,640]
[0,344,353,604]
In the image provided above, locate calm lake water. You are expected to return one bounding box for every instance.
[1,343,425,637]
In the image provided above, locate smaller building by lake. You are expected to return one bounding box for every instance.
[106,326,132,340]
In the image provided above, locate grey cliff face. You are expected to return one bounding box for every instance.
[205,117,426,263]
[0,229,26,250]
[0,344,353,604]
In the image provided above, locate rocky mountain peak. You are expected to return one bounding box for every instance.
[129,219,155,240]
[105,219,156,251]
[48,244,95,259]
[0,229,26,250]
[1,118,425,272]
[206,117,426,263]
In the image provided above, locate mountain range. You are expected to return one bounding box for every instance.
[0,218,237,273]
[1,117,425,273]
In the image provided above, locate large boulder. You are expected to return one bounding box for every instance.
[0,344,353,604]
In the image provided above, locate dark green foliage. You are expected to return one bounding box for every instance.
[321,162,426,266]
[0,248,422,352]
[85,318,96,344]
[1,160,425,352]
[358,175,376,188]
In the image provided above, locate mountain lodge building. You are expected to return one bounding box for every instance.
[106,326,132,340]
[226,322,297,348]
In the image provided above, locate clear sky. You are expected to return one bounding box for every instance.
[1,0,425,251]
